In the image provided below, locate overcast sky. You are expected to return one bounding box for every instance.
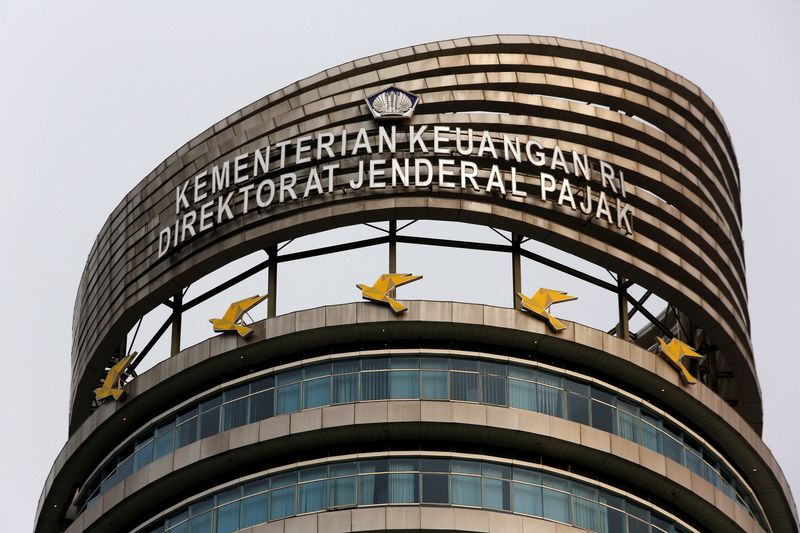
[2,1,798,531]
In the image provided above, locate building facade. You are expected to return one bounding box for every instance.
[36,35,797,533]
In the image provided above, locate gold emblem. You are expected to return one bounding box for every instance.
[657,337,704,385]
[210,295,268,338]
[518,288,577,332]
[357,273,422,314]
[95,352,136,402]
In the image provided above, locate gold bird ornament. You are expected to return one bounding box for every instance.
[657,337,704,385]
[357,273,422,314]
[95,352,137,402]
[209,295,268,338]
[518,288,578,332]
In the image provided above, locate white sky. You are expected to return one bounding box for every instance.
[1,1,798,531]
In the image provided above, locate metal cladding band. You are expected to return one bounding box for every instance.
[69,34,757,435]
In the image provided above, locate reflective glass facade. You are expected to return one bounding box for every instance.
[140,457,695,533]
[79,355,763,526]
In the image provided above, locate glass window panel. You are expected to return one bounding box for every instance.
[479,360,507,376]
[513,482,543,516]
[420,356,449,369]
[567,393,590,425]
[359,474,388,504]
[239,493,267,528]
[249,390,274,423]
[134,441,153,471]
[222,397,249,431]
[298,480,326,513]
[536,384,564,417]
[591,400,615,433]
[509,379,537,411]
[483,478,511,510]
[421,473,449,504]
[600,505,626,533]
[572,497,600,531]
[361,371,389,400]
[214,501,240,533]
[450,358,477,371]
[451,460,481,475]
[176,407,198,424]
[536,370,563,388]
[542,488,570,523]
[452,474,481,506]
[249,375,274,392]
[389,473,418,503]
[242,479,269,496]
[332,359,360,374]
[216,488,240,505]
[153,432,174,460]
[276,368,301,385]
[513,467,540,484]
[482,463,511,479]
[542,473,569,491]
[166,510,188,529]
[390,458,419,472]
[626,501,650,521]
[303,376,330,409]
[361,357,389,370]
[199,396,222,412]
[188,512,211,533]
[276,383,300,415]
[389,370,419,399]
[451,372,479,402]
[640,422,663,453]
[116,455,134,480]
[571,481,597,500]
[685,449,703,475]
[168,523,188,533]
[617,411,639,443]
[332,373,359,404]
[599,490,625,510]
[155,420,175,436]
[652,514,673,532]
[565,380,590,396]
[481,374,507,406]
[616,399,640,416]
[389,356,418,369]
[329,462,357,477]
[223,384,249,402]
[329,476,356,507]
[421,370,448,399]
[303,362,330,379]
[270,486,296,520]
[420,458,449,472]
[299,465,328,482]
[190,498,213,515]
[508,365,536,381]
[271,471,297,488]
[662,436,683,465]
[360,459,389,473]
[591,387,615,404]
[628,516,650,533]
[198,407,220,440]
[175,418,198,448]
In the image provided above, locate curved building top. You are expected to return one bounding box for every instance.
[69,34,757,435]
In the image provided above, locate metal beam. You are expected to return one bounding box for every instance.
[170,291,182,356]
[267,244,278,318]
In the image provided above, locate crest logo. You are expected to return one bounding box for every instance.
[365,86,420,119]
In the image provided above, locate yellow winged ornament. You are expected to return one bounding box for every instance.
[518,288,577,332]
[210,295,268,338]
[95,352,136,402]
[357,273,422,314]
